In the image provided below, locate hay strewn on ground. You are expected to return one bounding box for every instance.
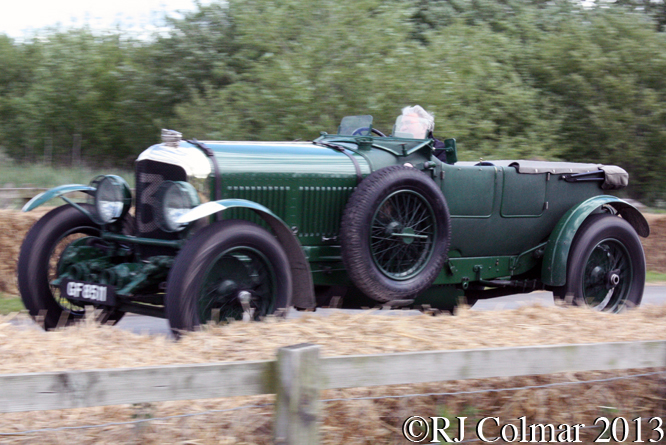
[3,304,666,372]
[1,305,665,444]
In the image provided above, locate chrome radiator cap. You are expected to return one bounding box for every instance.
[161,129,182,147]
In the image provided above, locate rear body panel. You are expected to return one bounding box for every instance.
[440,163,602,258]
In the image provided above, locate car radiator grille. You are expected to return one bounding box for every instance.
[135,159,187,257]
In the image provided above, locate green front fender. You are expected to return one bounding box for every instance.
[22,184,96,212]
[177,199,316,309]
[541,195,650,287]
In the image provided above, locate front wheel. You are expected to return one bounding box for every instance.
[165,220,292,333]
[559,214,645,312]
[17,204,126,329]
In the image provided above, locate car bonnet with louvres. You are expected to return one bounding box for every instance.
[135,139,371,250]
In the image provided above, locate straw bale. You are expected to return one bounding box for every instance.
[0,208,50,295]
[0,304,665,443]
[644,213,666,275]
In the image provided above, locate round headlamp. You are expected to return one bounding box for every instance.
[90,175,132,225]
[156,181,200,232]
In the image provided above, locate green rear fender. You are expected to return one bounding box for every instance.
[541,195,649,287]
[22,184,96,212]
[177,199,315,309]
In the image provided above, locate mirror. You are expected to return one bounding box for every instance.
[442,138,457,164]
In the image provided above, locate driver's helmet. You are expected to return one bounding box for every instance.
[393,105,435,139]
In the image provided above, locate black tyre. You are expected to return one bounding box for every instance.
[560,213,645,312]
[340,165,451,302]
[165,220,292,332]
[17,204,126,330]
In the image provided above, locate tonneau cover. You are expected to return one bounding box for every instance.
[456,160,628,190]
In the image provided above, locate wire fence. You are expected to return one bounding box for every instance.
[319,369,666,403]
[2,368,663,439]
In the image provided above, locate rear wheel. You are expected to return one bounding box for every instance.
[17,205,126,329]
[558,214,645,312]
[165,220,292,333]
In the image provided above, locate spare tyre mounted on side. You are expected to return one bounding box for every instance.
[340,165,451,302]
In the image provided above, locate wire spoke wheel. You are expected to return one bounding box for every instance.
[166,219,292,333]
[370,190,436,280]
[340,165,451,303]
[582,239,632,311]
[199,247,277,322]
[48,230,97,315]
[562,213,645,313]
[18,204,127,329]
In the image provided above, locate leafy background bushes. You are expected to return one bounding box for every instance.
[1,0,665,203]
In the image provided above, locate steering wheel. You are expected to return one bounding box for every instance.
[351,127,387,137]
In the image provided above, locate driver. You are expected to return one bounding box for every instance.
[395,105,435,139]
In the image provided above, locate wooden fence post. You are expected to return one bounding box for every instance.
[274,343,321,445]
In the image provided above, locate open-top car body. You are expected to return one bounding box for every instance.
[18,114,649,331]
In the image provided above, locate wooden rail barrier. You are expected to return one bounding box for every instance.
[0,341,665,443]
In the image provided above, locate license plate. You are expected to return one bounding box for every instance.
[60,279,116,306]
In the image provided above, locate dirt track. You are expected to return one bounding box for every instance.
[2,209,666,296]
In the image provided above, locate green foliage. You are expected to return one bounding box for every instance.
[174,0,420,140]
[0,0,665,203]
[0,161,133,188]
[608,0,666,32]
[0,294,24,314]
[521,9,666,201]
[139,1,240,108]
[646,271,666,283]
[171,0,561,163]
[0,29,161,168]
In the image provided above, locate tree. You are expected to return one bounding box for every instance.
[1,0,666,203]
[0,29,165,166]
[522,8,666,200]
[602,0,666,32]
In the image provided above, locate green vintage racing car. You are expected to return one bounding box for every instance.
[18,114,649,331]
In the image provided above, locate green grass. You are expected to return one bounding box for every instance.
[646,271,666,283]
[0,294,24,315]
[0,161,134,189]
